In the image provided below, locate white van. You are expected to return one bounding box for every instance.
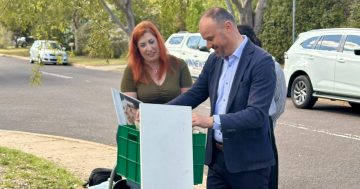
[165,32,211,78]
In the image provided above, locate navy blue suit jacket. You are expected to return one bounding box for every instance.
[169,41,276,173]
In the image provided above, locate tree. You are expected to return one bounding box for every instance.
[153,0,176,38]
[259,0,292,64]
[154,0,226,38]
[0,25,13,48]
[347,0,360,27]
[71,0,91,54]
[0,0,74,46]
[295,0,347,31]
[99,0,135,37]
[260,0,350,64]
[186,0,226,33]
[0,0,37,47]
[227,0,268,34]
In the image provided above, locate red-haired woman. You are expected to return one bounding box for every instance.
[121,21,192,104]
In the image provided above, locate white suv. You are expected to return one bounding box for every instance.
[284,28,360,109]
[165,32,211,78]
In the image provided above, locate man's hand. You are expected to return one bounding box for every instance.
[192,113,213,128]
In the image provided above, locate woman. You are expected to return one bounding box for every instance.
[121,21,192,104]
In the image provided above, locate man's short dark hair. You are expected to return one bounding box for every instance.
[202,7,235,24]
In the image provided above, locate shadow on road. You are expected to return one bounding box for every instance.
[312,104,360,117]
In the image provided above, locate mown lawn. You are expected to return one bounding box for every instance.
[0,47,30,57]
[70,56,127,66]
[0,146,83,189]
[0,48,127,66]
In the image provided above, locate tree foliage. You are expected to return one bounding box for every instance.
[1,0,359,63]
[260,0,354,64]
[0,24,13,48]
[0,0,74,45]
[185,0,226,33]
[347,0,360,28]
[259,0,292,63]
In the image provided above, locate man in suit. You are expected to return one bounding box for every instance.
[168,7,276,188]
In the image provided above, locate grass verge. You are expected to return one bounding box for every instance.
[70,56,127,66]
[0,48,29,57]
[0,48,127,66]
[0,146,83,189]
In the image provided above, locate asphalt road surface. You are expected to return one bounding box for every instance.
[0,56,121,144]
[1,56,359,188]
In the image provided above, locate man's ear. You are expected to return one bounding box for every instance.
[224,20,233,32]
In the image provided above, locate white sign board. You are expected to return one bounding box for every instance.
[140,103,193,189]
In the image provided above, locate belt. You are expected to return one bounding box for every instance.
[215,142,223,151]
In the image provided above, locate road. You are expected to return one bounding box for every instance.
[1,56,359,188]
[0,55,121,144]
[277,99,360,188]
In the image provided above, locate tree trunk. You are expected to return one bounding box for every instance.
[232,0,245,24]
[111,0,136,37]
[231,0,268,34]
[123,0,135,35]
[232,0,252,25]
[243,0,253,25]
[176,1,187,31]
[72,9,81,53]
[225,0,235,16]
[254,0,268,35]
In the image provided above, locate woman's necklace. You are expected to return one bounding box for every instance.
[148,64,165,85]
[148,64,159,74]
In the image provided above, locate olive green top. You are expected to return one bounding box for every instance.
[121,56,192,104]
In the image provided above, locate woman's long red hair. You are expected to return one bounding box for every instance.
[128,21,170,84]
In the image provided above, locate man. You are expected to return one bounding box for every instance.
[237,24,287,189]
[169,7,276,188]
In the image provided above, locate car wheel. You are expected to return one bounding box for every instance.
[29,55,34,64]
[291,75,317,109]
[349,102,360,111]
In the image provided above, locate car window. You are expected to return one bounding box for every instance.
[315,35,342,51]
[199,38,207,47]
[187,36,201,49]
[40,42,60,50]
[47,42,61,50]
[168,36,184,45]
[300,36,319,49]
[342,35,360,54]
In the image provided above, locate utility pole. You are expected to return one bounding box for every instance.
[292,0,296,43]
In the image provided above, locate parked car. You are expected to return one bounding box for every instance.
[284,28,360,109]
[16,36,35,47]
[29,40,68,65]
[165,32,211,78]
